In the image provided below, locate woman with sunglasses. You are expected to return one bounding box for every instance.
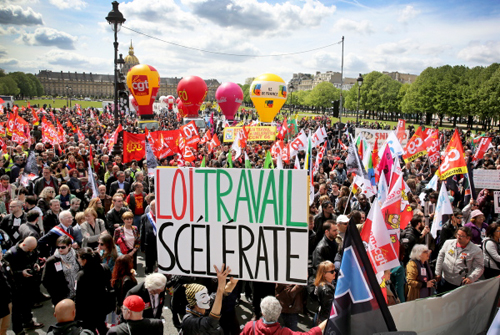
[314,261,336,325]
[42,235,80,306]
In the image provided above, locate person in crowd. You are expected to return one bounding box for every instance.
[126,182,147,229]
[482,222,500,279]
[67,169,84,202]
[401,215,430,266]
[435,227,484,293]
[462,199,479,226]
[38,210,77,256]
[42,235,80,306]
[181,265,233,335]
[80,208,106,249]
[140,200,157,274]
[3,236,44,333]
[97,184,113,212]
[275,284,304,331]
[18,210,42,241]
[111,255,137,317]
[241,296,326,335]
[99,233,121,272]
[126,273,167,320]
[0,246,14,335]
[75,247,111,335]
[43,199,62,233]
[0,200,27,244]
[313,201,336,247]
[436,209,463,253]
[312,221,338,273]
[464,209,488,245]
[37,186,56,216]
[107,295,163,335]
[406,244,435,301]
[313,261,335,325]
[46,299,94,335]
[34,167,59,197]
[109,171,131,196]
[69,198,82,221]
[88,197,107,225]
[106,194,130,236]
[113,211,140,268]
[55,185,76,211]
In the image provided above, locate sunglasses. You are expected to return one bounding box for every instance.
[326,270,335,274]
[56,246,68,250]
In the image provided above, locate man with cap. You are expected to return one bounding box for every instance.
[107,295,163,335]
[335,215,349,251]
[464,209,488,245]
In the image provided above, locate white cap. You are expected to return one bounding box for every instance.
[337,215,349,223]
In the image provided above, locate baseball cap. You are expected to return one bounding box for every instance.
[123,295,145,312]
[337,215,349,223]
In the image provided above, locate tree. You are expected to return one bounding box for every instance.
[305,82,340,110]
[359,71,383,118]
[9,72,35,98]
[0,76,20,95]
[26,73,44,96]
[478,67,500,129]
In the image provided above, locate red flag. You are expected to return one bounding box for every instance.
[0,122,5,136]
[50,110,55,120]
[12,105,18,113]
[239,126,250,149]
[11,116,29,145]
[208,134,221,154]
[423,129,440,165]
[27,101,31,109]
[76,126,85,142]
[472,136,493,163]
[122,131,146,163]
[32,109,40,124]
[271,140,284,158]
[0,136,6,153]
[403,126,427,163]
[278,118,288,140]
[437,129,468,180]
[42,117,59,145]
[338,138,347,150]
[179,121,200,149]
[107,124,123,151]
[372,139,380,179]
[396,119,406,143]
[281,143,290,164]
[200,129,212,145]
[67,119,76,132]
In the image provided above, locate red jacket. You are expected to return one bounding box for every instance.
[241,319,322,335]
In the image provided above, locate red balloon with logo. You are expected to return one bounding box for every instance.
[177,100,187,118]
[177,76,207,117]
[216,82,243,121]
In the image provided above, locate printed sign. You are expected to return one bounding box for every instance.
[494,191,500,214]
[473,169,500,190]
[355,128,409,148]
[223,126,277,142]
[155,167,309,284]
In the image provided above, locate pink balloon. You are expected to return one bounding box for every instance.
[215,82,243,121]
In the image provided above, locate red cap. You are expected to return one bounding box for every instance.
[123,295,145,312]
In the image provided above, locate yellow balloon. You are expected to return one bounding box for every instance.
[126,64,160,116]
[250,73,287,123]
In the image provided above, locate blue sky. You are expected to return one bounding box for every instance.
[0,0,499,84]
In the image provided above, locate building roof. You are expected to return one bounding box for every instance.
[124,40,139,65]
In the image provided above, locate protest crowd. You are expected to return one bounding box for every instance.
[0,100,499,335]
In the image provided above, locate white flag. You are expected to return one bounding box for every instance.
[294,154,301,170]
[276,154,283,169]
[87,162,99,199]
[430,183,453,238]
[289,130,308,157]
[377,172,388,206]
[381,131,405,158]
[231,130,242,160]
[426,174,439,191]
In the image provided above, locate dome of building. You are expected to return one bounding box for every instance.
[124,40,139,65]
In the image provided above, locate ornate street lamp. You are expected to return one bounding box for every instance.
[288,83,294,115]
[105,1,126,127]
[356,73,363,123]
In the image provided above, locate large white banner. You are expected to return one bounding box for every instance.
[355,128,410,148]
[155,167,309,284]
[389,277,500,335]
[473,169,500,190]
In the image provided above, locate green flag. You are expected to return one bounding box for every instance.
[200,156,206,167]
[227,151,233,168]
[245,152,252,169]
[264,150,274,169]
[289,118,299,135]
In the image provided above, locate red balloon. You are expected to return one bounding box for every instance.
[176,97,181,105]
[129,94,138,110]
[177,100,187,118]
[177,76,207,117]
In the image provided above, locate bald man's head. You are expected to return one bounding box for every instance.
[21,236,37,252]
[54,299,76,323]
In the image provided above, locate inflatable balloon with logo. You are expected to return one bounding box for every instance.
[126,64,160,117]
[129,94,139,112]
[249,74,287,123]
[216,82,243,121]
[166,95,175,110]
[177,76,207,117]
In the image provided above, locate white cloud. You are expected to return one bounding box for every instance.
[457,41,500,64]
[17,27,77,50]
[333,18,373,35]
[49,0,87,11]
[375,39,413,55]
[0,26,22,35]
[398,5,420,23]
[0,4,43,25]
[0,58,19,66]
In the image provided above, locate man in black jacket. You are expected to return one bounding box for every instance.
[33,167,59,197]
[107,295,163,335]
[108,171,131,196]
[140,200,157,274]
[18,210,42,241]
[312,220,339,274]
[401,215,430,266]
[436,209,463,254]
[43,199,61,234]
[0,200,27,244]
[46,299,93,335]
[313,201,337,247]
[126,273,167,320]
[106,194,131,235]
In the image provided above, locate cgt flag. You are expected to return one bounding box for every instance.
[326,218,397,335]
[437,129,467,180]
[403,126,427,163]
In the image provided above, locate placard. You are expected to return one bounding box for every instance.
[155,167,309,284]
[473,169,500,190]
[495,191,500,214]
[223,126,276,142]
[355,128,409,148]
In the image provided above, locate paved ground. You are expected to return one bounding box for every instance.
[8,252,316,335]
